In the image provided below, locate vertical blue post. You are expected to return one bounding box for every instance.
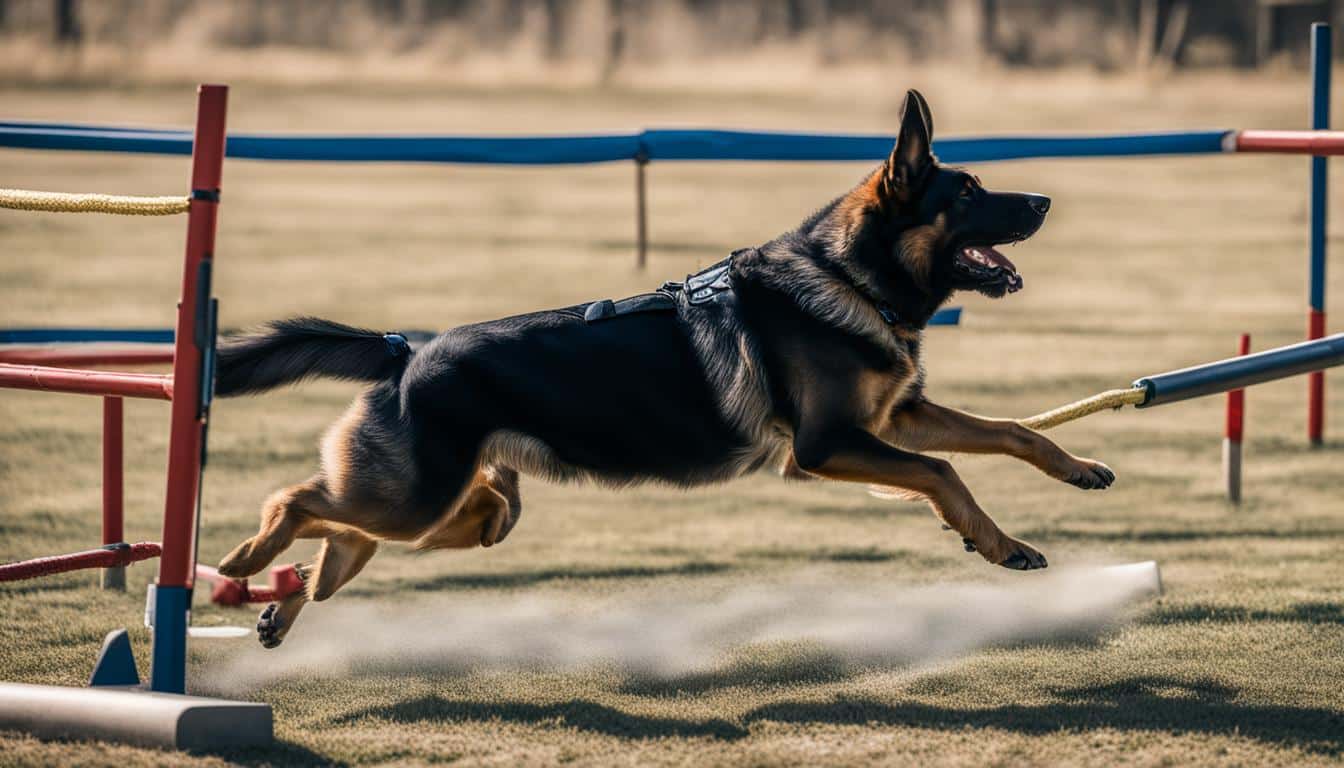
[1308,23,1331,445]
[150,585,190,693]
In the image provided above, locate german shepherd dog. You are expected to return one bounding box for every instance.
[215,90,1113,648]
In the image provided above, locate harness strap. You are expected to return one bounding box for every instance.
[584,255,739,324]
[583,292,678,323]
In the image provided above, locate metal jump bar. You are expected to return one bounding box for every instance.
[0,543,162,582]
[1135,333,1344,407]
[0,363,173,399]
[0,346,174,367]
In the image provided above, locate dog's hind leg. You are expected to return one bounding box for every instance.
[255,562,311,649]
[218,478,338,579]
[412,465,522,550]
[309,529,379,601]
[255,529,379,649]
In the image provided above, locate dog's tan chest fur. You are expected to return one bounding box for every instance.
[857,363,920,432]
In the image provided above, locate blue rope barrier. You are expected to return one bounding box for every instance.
[641,129,1231,163]
[0,308,963,344]
[0,121,1231,165]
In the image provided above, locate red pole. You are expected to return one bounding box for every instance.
[0,542,162,582]
[1235,130,1344,155]
[101,396,125,589]
[0,363,173,400]
[0,346,174,367]
[157,84,226,592]
[152,84,226,694]
[1309,310,1325,444]
[1223,334,1250,504]
[1225,334,1250,442]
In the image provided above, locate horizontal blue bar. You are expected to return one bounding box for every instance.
[0,328,174,344]
[2,309,961,345]
[0,121,1231,165]
[643,129,1231,163]
[0,125,644,165]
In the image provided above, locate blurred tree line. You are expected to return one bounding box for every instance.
[1,0,1338,70]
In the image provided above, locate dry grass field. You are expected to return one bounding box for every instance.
[1,70,1343,766]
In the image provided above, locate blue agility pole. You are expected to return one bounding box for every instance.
[0,122,1232,165]
[1308,23,1331,445]
[641,129,1231,163]
[1,309,965,345]
[0,124,644,165]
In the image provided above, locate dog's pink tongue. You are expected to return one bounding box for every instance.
[961,245,1024,292]
[965,245,1017,274]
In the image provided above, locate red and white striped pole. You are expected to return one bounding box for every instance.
[1224,334,1250,503]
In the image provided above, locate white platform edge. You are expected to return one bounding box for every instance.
[0,682,272,750]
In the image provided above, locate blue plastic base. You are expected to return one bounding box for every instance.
[149,586,189,694]
[89,628,139,687]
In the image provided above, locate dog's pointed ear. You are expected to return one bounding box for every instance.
[879,89,933,205]
[910,89,933,138]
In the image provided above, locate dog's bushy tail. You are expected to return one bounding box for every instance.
[215,317,413,397]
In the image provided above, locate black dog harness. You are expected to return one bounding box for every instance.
[582,249,908,327]
[583,253,738,324]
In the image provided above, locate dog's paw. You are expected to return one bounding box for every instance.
[257,603,286,649]
[1060,458,1115,490]
[216,551,253,579]
[994,536,1048,571]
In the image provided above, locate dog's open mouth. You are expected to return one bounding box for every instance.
[955,245,1024,293]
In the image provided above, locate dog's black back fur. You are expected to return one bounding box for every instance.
[401,306,752,505]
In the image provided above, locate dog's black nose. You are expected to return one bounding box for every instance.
[1027,194,1051,214]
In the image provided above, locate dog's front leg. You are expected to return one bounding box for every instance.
[793,424,1047,570]
[882,399,1115,491]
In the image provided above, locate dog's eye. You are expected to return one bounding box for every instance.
[958,186,976,200]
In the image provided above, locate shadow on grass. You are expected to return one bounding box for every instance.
[745,676,1344,755]
[325,675,1342,754]
[619,652,853,697]
[1144,600,1344,625]
[346,561,732,595]
[736,546,935,565]
[201,740,345,768]
[334,695,749,740]
[1017,526,1344,543]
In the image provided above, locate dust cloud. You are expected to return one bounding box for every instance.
[200,562,1160,693]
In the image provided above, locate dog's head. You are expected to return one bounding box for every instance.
[831,90,1049,305]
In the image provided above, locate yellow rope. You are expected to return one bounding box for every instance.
[0,188,190,216]
[1018,387,1148,431]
